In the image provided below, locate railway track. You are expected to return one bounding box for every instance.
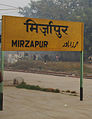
[5,68,92,79]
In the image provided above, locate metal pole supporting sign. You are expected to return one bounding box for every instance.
[0,36,4,110]
[80,51,83,101]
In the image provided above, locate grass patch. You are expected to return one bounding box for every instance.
[16,82,78,96]
[61,90,78,96]
[16,82,60,93]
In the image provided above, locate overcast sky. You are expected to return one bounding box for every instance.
[0,0,38,19]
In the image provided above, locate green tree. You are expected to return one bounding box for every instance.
[19,0,92,58]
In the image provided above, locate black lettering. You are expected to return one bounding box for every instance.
[44,41,48,47]
[30,41,34,47]
[67,41,69,47]
[18,40,20,47]
[24,19,68,38]
[74,41,78,48]
[39,41,44,48]
[25,40,30,47]
[72,42,75,48]
[63,41,68,47]
[70,41,72,47]
[20,40,25,47]
[35,41,39,47]
[12,40,17,47]
[63,41,79,48]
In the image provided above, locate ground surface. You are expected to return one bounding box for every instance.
[0,71,92,119]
